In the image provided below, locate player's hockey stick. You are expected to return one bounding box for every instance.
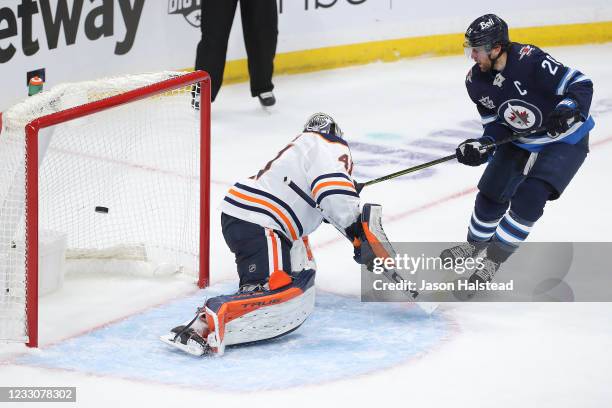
[356,125,549,190]
[283,177,438,314]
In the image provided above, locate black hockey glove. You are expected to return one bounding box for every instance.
[345,220,376,270]
[456,136,494,167]
[546,99,580,137]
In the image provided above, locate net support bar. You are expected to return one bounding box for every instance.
[23,71,211,347]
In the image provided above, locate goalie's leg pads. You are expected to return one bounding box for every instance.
[204,269,316,355]
[360,204,421,299]
[359,204,439,314]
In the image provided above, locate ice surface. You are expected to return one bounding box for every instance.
[1,44,612,407]
[15,283,449,391]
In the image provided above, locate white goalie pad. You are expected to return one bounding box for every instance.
[204,269,316,355]
[361,203,438,314]
[361,203,397,261]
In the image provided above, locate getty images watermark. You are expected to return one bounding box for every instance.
[361,242,612,302]
[370,253,514,293]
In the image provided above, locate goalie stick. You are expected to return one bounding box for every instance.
[283,177,437,314]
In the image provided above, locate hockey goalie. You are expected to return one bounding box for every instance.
[161,113,396,356]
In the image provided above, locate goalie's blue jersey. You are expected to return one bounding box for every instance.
[466,43,594,152]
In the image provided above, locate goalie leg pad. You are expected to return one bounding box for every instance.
[360,203,420,296]
[204,269,316,355]
[360,204,439,314]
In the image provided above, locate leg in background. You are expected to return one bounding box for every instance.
[240,0,278,97]
[195,0,239,101]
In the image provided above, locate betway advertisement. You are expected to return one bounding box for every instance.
[1,0,610,110]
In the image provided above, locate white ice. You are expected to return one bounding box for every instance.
[1,43,612,407]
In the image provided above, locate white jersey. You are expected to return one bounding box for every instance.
[220,131,360,241]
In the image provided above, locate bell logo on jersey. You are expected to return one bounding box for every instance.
[499,99,543,131]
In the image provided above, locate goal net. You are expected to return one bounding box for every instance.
[0,71,210,347]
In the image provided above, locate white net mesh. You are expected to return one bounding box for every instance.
[0,72,203,342]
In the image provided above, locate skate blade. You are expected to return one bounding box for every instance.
[417,302,439,314]
[260,104,276,115]
[159,334,208,356]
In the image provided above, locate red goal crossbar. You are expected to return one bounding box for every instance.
[23,71,211,347]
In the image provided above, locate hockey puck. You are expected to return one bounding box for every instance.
[95,206,109,214]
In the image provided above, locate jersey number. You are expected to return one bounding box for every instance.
[253,141,353,179]
[338,154,353,175]
[254,144,293,179]
[541,55,561,75]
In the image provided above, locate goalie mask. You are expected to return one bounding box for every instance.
[303,113,343,139]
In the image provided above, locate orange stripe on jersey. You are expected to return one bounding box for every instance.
[312,181,356,197]
[229,189,298,240]
[269,230,279,272]
[302,236,314,261]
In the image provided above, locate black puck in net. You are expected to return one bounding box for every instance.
[95,206,109,214]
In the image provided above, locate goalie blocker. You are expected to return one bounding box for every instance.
[349,204,438,313]
[348,204,418,295]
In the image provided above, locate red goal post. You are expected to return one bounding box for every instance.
[1,71,211,348]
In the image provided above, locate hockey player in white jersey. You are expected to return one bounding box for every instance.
[161,113,393,356]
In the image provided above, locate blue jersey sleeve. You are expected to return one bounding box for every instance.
[565,73,593,119]
[532,49,594,118]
